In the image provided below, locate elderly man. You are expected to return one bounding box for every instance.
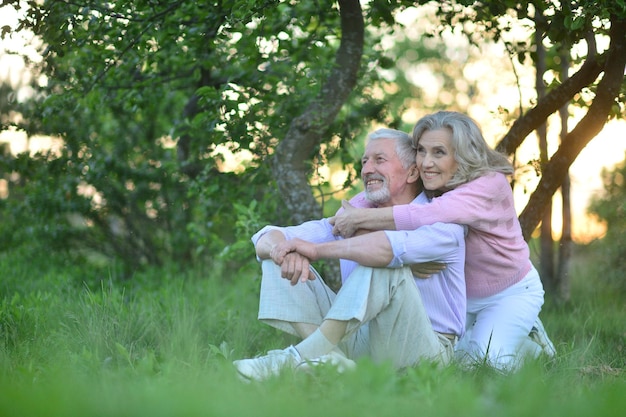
[233,128,466,381]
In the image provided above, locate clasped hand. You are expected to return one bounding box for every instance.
[270,238,319,286]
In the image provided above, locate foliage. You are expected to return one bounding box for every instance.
[1,0,369,268]
[1,0,625,277]
[0,0,419,273]
[587,156,626,292]
[424,0,626,117]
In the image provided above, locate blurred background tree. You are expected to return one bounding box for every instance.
[587,156,626,294]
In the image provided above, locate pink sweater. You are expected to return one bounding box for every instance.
[350,172,532,298]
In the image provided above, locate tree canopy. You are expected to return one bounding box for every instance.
[0,0,625,273]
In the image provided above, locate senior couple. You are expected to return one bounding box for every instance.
[234,111,556,381]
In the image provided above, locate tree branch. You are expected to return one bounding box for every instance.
[495,47,604,155]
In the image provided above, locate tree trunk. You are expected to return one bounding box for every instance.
[556,49,573,304]
[272,0,364,225]
[558,171,572,303]
[270,0,364,288]
[534,21,555,291]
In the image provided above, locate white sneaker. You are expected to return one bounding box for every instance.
[529,318,557,357]
[233,346,301,381]
[296,350,357,373]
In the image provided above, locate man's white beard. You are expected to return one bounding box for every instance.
[365,184,391,206]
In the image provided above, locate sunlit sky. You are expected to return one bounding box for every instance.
[1,4,625,244]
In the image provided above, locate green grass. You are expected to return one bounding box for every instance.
[0,243,624,417]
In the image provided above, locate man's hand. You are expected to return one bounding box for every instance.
[278,252,316,286]
[410,262,446,279]
[329,200,360,238]
[270,238,319,286]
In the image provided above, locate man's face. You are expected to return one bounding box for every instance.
[361,138,415,207]
[415,128,458,191]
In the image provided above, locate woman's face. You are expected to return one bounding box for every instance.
[415,128,458,191]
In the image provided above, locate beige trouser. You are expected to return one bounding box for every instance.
[257,260,454,369]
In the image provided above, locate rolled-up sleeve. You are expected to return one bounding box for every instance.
[251,219,337,247]
[384,223,467,268]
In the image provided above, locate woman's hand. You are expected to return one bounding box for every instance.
[329,200,360,238]
[410,262,446,279]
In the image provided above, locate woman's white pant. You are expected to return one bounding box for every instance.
[455,267,545,371]
[257,260,454,369]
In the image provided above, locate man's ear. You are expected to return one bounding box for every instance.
[407,164,420,183]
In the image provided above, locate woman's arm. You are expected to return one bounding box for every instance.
[332,173,508,235]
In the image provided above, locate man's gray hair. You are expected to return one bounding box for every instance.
[367,128,416,169]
